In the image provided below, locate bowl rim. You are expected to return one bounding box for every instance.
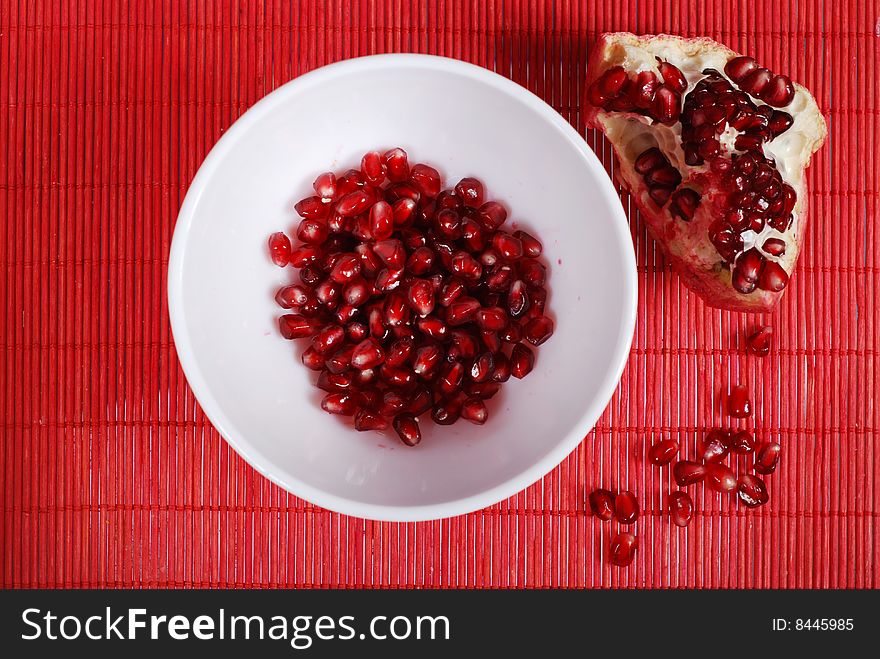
[168,53,637,522]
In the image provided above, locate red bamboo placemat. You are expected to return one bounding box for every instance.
[1,0,877,589]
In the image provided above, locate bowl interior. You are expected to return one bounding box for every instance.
[170,55,635,521]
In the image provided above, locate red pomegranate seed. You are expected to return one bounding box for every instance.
[480,330,501,353]
[290,245,322,268]
[435,209,462,240]
[630,70,659,109]
[746,325,773,356]
[406,386,433,415]
[279,314,317,339]
[337,169,366,195]
[329,254,361,283]
[383,292,411,328]
[375,268,404,292]
[669,491,694,528]
[360,150,386,185]
[349,337,385,370]
[438,278,466,307]
[410,163,441,198]
[431,397,462,425]
[460,218,486,252]
[354,408,389,431]
[317,370,353,392]
[761,238,786,257]
[768,110,794,135]
[368,200,394,241]
[486,265,514,292]
[438,361,465,396]
[342,278,370,306]
[704,463,737,493]
[510,343,534,379]
[760,75,795,107]
[634,147,665,175]
[737,473,770,507]
[294,196,329,219]
[523,315,554,346]
[465,381,501,399]
[727,384,752,418]
[352,368,377,387]
[461,397,488,424]
[491,353,511,382]
[513,230,542,257]
[321,393,360,416]
[657,59,687,93]
[454,177,484,207]
[390,198,417,227]
[412,344,443,379]
[700,428,731,463]
[325,345,354,373]
[670,188,701,221]
[296,218,330,246]
[336,189,374,217]
[477,201,507,230]
[380,390,407,417]
[758,261,789,292]
[372,239,406,270]
[406,279,435,317]
[313,171,337,199]
[312,324,346,355]
[393,414,421,446]
[301,346,325,370]
[648,438,679,466]
[507,280,530,318]
[383,335,413,368]
[447,330,479,362]
[588,488,615,521]
[268,232,292,267]
[491,231,524,261]
[739,67,773,97]
[673,460,706,487]
[610,532,638,567]
[382,148,410,182]
[446,297,481,325]
[404,246,434,275]
[729,429,756,454]
[477,307,508,332]
[518,259,546,287]
[380,364,415,389]
[732,248,765,294]
[614,491,639,524]
[417,316,447,340]
[598,66,627,96]
[465,352,493,383]
[451,251,483,281]
[275,284,310,309]
[724,56,759,82]
[653,85,681,123]
[754,441,781,474]
[345,321,368,342]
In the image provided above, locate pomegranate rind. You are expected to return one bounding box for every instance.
[586,32,827,312]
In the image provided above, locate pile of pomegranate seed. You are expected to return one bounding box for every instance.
[270,148,553,446]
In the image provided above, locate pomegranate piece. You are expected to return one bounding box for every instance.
[727,384,752,418]
[737,473,770,507]
[668,491,694,527]
[393,414,422,446]
[609,532,638,567]
[268,232,292,266]
[586,32,827,312]
[588,488,616,521]
[704,463,737,493]
[614,491,639,525]
[754,441,781,474]
[673,460,706,487]
[648,438,679,466]
[700,428,731,463]
[746,325,773,356]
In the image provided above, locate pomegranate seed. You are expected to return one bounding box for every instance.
[486,265,514,292]
[477,307,508,332]
[301,346,325,370]
[313,171,337,199]
[405,246,434,276]
[407,387,433,415]
[746,325,773,356]
[479,248,500,267]
[382,148,410,182]
[294,196,330,219]
[657,60,687,93]
[491,353,511,382]
[345,321,368,342]
[739,67,773,97]
[367,200,393,241]
[410,163,441,198]
[630,70,659,109]
[406,279,435,317]
[446,297,481,325]
[510,343,535,379]
[328,254,360,283]
[700,428,731,463]
[648,185,674,206]
[513,230,542,257]
[479,330,500,353]
[669,491,694,528]
[648,438,679,466]
[737,473,770,507]
[342,278,371,306]
[477,201,507,230]
[468,352,494,383]
[431,397,462,425]
[382,336,412,368]
[417,316,447,340]
[653,85,681,123]
[337,169,366,195]
[389,198,417,227]
[275,284,310,309]
[393,414,421,446]
[279,314,317,339]
[380,390,407,417]
[290,245,322,268]
[372,239,406,270]
[507,280,530,318]
[435,209,462,240]
[349,337,385,370]
[754,441,781,474]
[670,188,701,221]
[268,232,292,266]
[461,397,488,424]
[760,75,795,107]
[360,150,386,185]
[383,292,411,327]
[732,249,765,294]
[768,110,794,135]
[491,231,524,261]
[609,532,638,567]
[727,384,752,418]
[354,408,388,431]
[460,218,486,252]
[296,218,330,246]
[588,488,615,521]
[447,330,479,362]
[413,344,443,379]
[634,148,666,175]
[438,361,465,395]
[466,381,501,399]
[325,345,354,373]
[728,429,756,454]
[437,190,463,210]
[673,460,706,487]
[724,56,759,83]
[614,491,639,524]
[375,268,404,292]
[312,324,346,355]
[523,315,554,346]
[336,189,374,217]
[598,66,627,95]
[380,364,415,389]
[704,463,737,493]
[758,261,789,292]
[518,259,546,287]
[454,177,485,207]
[439,278,466,307]
[451,251,483,281]
[317,370,353,392]
[321,393,360,416]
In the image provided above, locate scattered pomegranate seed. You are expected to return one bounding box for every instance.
[588,488,615,521]
[729,429,757,454]
[727,384,753,418]
[268,232,292,267]
[746,325,773,356]
[614,491,639,525]
[673,460,706,487]
[700,428,731,463]
[737,473,770,507]
[610,532,638,567]
[754,441,781,474]
[461,397,488,425]
[648,438,679,466]
[510,344,535,379]
[393,414,421,446]
[669,491,694,527]
[704,463,737,493]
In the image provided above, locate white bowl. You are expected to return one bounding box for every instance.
[168,54,636,522]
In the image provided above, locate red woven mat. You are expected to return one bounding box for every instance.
[2,1,877,589]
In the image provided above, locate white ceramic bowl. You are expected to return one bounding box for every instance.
[168,54,636,522]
